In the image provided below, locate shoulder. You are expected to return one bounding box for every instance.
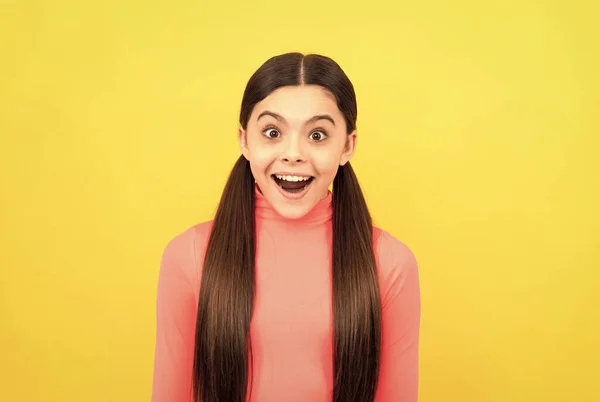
[372,226,419,305]
[372,227,417,269]
[162,220,214,262]
[160,220,214,296]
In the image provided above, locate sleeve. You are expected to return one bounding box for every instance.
[375,235,421,402]
[151,238,197,402]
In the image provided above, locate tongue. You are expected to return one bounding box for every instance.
[280,179,307,190]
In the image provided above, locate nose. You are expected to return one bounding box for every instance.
[281,136,305,164]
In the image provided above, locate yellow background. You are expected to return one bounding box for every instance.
[1,0,598,401]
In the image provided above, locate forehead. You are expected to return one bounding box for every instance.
[251,85,341,122]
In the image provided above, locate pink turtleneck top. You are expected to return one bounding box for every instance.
[152,186,421,401]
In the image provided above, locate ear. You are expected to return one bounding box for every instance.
[238,126,249,160]
[339,130,357,166]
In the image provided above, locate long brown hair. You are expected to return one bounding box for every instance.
[194,53,382,402]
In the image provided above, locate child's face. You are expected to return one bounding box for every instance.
[239,85,356,220]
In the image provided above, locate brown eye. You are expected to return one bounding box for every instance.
[310,131,327,141]
[263,128,281,139]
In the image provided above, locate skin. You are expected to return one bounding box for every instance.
[238,84,357,220]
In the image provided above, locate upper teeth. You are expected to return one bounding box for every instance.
[276,175,311,182]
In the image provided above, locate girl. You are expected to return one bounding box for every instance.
[152,52,420,402]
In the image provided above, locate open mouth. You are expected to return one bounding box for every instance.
[271,174,315,193]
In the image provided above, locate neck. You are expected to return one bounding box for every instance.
[254,183,333,227]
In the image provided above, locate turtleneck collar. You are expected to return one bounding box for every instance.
[254,183,333,226]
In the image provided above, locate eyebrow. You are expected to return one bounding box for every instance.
[257,110,336,127]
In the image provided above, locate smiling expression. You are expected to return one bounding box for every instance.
[238,84,356,220]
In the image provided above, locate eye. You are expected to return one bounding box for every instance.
[310,130,327,141]
[262,127,281,139]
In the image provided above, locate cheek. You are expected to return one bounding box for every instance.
[313,149,342,177]
[246,143,274,168]
[246,148,279,182]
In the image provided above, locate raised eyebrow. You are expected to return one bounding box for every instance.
[307,114,336,127]
[257,111,336,127]
[257,111,285,123]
